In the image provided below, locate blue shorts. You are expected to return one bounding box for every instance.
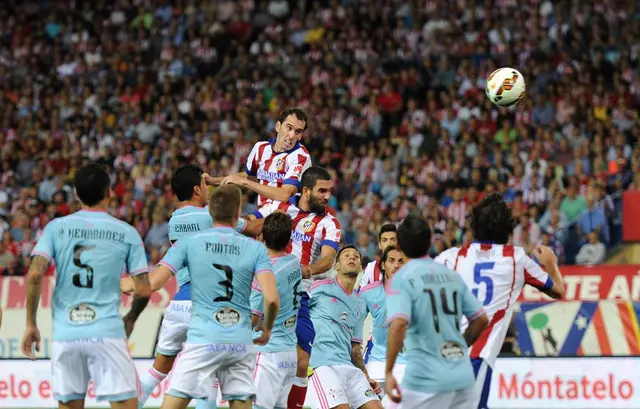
[471,358,493,409]
[296,293,315,354]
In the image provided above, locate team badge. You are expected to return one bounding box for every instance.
[302,220,316,233]
[276,158,285,172]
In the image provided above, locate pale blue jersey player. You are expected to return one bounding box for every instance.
[122,165,263,409]
[359,245,405,407]
[20,163,152,409]
[250,212,303,409]
[385,215,489,409]
[308,246,384,409]
[152,185,280,409]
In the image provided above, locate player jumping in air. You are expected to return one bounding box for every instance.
[153,185,280,409]
[358,223,397,289]
[207,108,312,205]
[434,193,565,409]
[250,212,303,409]
[309,245,384,409]
[359,245,405,406]
[386,215,490,409]
[120,164,262,409]
[21,163,152,409]
[249,166,341,409]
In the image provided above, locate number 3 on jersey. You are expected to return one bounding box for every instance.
[473,262,495,306]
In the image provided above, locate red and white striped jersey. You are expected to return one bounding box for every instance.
[245,139,312,207]
[435,243,553,367]
[252,198,341,292]
[358,259,382,290]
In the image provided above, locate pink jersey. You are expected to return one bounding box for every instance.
[435,243,553,367]
[253,198,341,291]
[245,139,312,206]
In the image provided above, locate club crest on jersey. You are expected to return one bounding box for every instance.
[284,314,297,330]
[340,312,349,322]
[69,304,97,323]
[440,341,465,360]
[276,158,285,172]
[301,220,316,233]
[214,307,241,328]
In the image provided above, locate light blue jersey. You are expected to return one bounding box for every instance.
[160,226,273,345]
[359,281,406,364]
[308,278,366,368]
[168,206,247,292]
[250,254,302,353]
[386,258,484,394]
[31,210,148,342]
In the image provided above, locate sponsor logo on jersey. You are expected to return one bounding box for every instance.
[69,304,97,323]
[440,341,465,360]
[301,220,316,233]
[284,314,297,330]
[291,230,313,243]
[292,164,303,177]
[257,168,286,182]
[214,307,241,328]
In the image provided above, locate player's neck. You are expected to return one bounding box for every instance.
[297,196,312,213]
[337,274,357,294]
[180,199,202,208]
[81,200,108,212]
[267,249,287,258]
[212,221,235,229]
[272,139,285,152]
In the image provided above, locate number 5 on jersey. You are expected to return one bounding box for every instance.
[472,262,495,306]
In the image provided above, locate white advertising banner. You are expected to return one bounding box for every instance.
[0,358,638,408]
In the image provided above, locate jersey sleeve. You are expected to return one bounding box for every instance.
[520,253,553,291]
[31,220,57,262]
[235,217,247,233]
[245,142,262,177]
[434,247,459,270]
[283,150,311,190]
[251,201,278,219]
[320,217,341,251]
[158,240,187,275]
[459,276,485,322]
[250,278,264,317]
[386,273,413,325]
[126,230,149,276]
[253,242,274,277]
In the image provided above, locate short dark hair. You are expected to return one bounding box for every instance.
[378,223,397,241]
[171,164,204,202]
[209,185,242,224]
[278,108,308,131]
[74,163,111,206]
[470,193,515,245]
[263,212,293,252]
[301,166,331,190]
[397,215,432,259]
[336,244,362,262]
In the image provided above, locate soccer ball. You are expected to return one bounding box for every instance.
[485,67,526,106]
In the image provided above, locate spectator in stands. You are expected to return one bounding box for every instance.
[576,231,607,266]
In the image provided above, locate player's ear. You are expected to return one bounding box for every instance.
[275,121,281,133]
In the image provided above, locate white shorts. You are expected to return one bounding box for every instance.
[366,360,406,384]
[254,350,297,409]
[52,338,138,403]
[167,343,256,402]
[156,300,191,356]
[310,364,379,409]
[395,387,476,409]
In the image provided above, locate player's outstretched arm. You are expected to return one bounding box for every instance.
[222,174,298,203]
[120,265,173,294]
[203,172,248,187]
[21,255,50,359]
[242,217,264,238]
[307,245,337,277]
[123,273,152,337]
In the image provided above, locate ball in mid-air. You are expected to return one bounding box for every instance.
[485,67,526,107]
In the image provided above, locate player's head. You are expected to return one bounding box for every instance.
[335,245,362,278]
[208,185,242,226]
[262,212,293,252]
[74,163,111,207]
[300,166,332,214]
[171,164,208,206]
[378,223,397,252]
[275,108,308,151]
[470,193,515,245]
[397,215,432,259]
[381,245,405,283]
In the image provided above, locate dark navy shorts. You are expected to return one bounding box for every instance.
[296,293,315,354]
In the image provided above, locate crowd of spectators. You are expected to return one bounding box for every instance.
[0,0,639,276]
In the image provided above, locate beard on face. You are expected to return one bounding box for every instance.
[309,194,328,214]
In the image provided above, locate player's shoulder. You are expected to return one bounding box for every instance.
[359,280,383,296]
[252,140,271,150]
[434,246,461,267]
[291,143,311,157]
[273,253,301,270]
[74,211,140,237]
[309,277,337,293]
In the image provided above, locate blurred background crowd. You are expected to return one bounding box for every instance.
[0,0,639,276]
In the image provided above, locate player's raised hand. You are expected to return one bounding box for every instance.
[221,174,245,187]
[534,245,558,267]
[301,265,312,279]
[21,325,41,360]
[385,372,402,403]
[252,322,272,346]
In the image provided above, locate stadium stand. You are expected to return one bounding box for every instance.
[0,0,638,277]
